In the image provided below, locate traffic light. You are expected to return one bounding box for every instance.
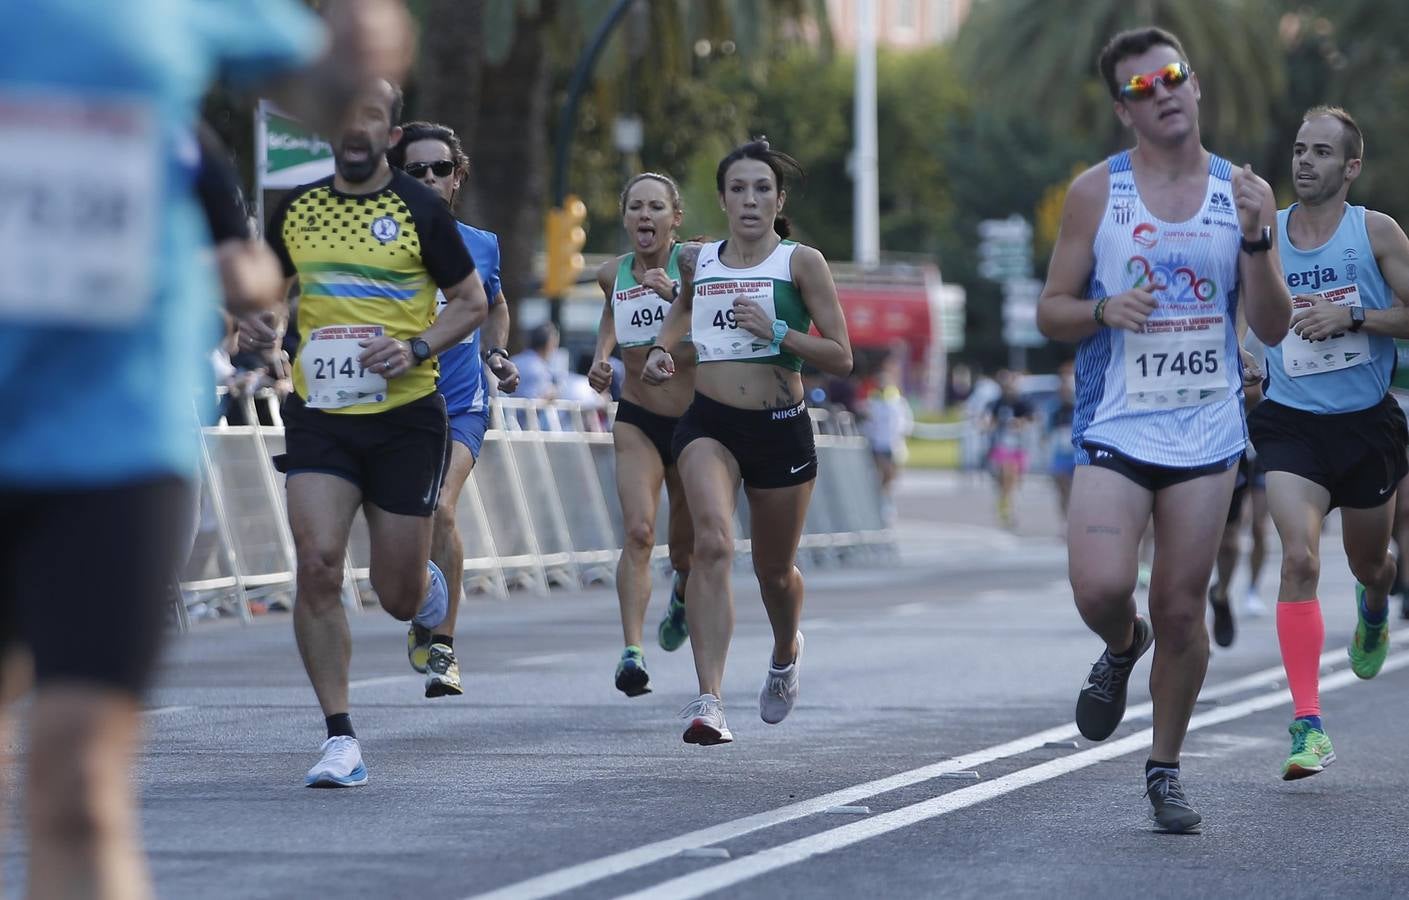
[544,195,588,296]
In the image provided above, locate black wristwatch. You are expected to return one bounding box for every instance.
[484,346,509,362]
[410,337,432,365]
[1349,305,1366,333]
[1240,226,1272,255]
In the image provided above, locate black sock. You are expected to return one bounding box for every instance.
[431,634,454,648]
[1145,758,1179,779]
[326,713,355,740]
[1114,627,1142,659]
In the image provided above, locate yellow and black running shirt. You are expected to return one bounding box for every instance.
[268,170,476,414]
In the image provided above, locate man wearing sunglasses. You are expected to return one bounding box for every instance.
[387,121,519,699]
[1037,26,1292,834]
[1247,107,1409,781]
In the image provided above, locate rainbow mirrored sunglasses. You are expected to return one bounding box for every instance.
[1118,62,1192,101]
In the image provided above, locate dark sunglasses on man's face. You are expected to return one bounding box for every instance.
[404,160,456,178]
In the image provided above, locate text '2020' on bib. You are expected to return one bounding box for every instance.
[1282,284,1371,378]
[301,325,388,409]
[614,283,669,348]
[0,90,159,328]
[1123,313,1228,409]
[693,279,775,361]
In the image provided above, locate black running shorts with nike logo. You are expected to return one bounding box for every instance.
[1248,394,1408,510]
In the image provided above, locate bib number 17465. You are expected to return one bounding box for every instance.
[1132,349,1219,379]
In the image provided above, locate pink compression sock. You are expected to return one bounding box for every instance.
[1277,599,1324,718]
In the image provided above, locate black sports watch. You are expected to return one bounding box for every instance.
[1349,305,1366,333]
[1240,226,1272,255]
[485,346,509,362]
[410,337,432,365]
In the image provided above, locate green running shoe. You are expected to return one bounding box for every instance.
[1282,719,1336,780]
[1349,582,1390,680]
[615,645,651,697]
[657,572,689,652]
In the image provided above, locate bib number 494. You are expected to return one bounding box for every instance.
[631,307,665,328]
[1133,349,1218,379]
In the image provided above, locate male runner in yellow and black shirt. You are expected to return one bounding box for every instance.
[248,79,488,787]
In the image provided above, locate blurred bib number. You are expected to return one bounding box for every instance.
[693,279,774,361]
[1123,313,1227,409]
[613,283,669,348]
[301,325,388,409]
[1282,284,1371,378]
[0,90,159,327]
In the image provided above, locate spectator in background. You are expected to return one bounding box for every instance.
[947,362,975,410]
[961,368,1001,475]
[1048,360,1077,523]
[984,369,1034,529]
[861,356,914,525]
[512,321,562,401]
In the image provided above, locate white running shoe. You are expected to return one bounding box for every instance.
[1244,587,1268,618]
[305,736,368,788]
[760,631,804,725]
[413,560,449,630]
[680,693,733,745]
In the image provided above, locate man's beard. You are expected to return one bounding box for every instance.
[334,134,386,184]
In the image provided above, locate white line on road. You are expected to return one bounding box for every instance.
[142,705,192,716]
[464,648,1355,900]
[348,675,419,689]
[508,653,578,668]
[615,655,1409,900]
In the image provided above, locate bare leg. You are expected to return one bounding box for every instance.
[677,439,742,698]
[1066,465,1153,653]
[746,481,816,667]
[1147,465,1236,761]
[287,473,362,718]
[430,442,477,636]
[612,423,666,647]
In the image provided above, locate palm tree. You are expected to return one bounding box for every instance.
[411,0,830,347]
[955,0,1285,161]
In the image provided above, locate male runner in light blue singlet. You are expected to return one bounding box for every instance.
[1246,107,1409,781]
[1037,26,1292,833]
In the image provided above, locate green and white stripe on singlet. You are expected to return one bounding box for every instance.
[611,243,682,348]
[690,239,810,372]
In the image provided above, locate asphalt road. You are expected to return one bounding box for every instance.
[4,470,1407,899]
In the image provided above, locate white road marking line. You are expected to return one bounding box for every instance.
[348,675,419,689]
[509,653,577,667]
[462,647,1353,900]
[142,705,192,716]
[616,655,1409,900]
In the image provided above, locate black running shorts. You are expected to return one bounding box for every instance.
[614,399,681,467]
[0,477,189,694]
[672,392,817,489]
[1083,443,1240,493]
[275,391,449,517]
[1248,395,1409,510]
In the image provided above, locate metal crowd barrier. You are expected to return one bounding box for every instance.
[178,393,897,624]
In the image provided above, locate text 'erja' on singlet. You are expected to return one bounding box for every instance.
[1073,150,1246,468]
[691,239,810,372]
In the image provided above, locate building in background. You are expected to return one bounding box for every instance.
[827,0,972,49]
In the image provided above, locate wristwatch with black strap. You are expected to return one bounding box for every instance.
[1240,225,1272,255]
[410,337,432,365]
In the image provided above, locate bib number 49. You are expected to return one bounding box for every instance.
[712,309,737,329]
[1133,349,1218,379]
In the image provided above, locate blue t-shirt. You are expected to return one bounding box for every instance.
[437,221,502,415]
[0,0,322,488]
